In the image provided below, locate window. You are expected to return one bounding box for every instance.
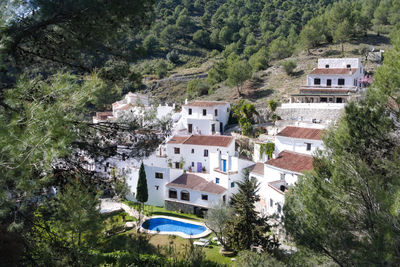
[227,107,230,112]
[222,195,226,203]
[215,178,220,184]
[306,143,312,151]
[204,149,208,157]
[188,108,192,115]
[202,194,208,201]
[175,162,180,169]
[325,64,329,68]
[191,162,194,167]
[211,124,215,133]
[338,78,345,85]
[155,185,159,190]
[231,182,235,188]
[215,109,218,116]
[314,78,321,85]
[280,173,285,180]
[277,203,282,213]
[174,147,180,154]
[346,64,351,68]
[169,189,177,199]
[202,109,207,116]
[155,172,163,179]
[188,124,193,133]
[270,199,273,207]
[181,190,190,201]
[191,148,194,154]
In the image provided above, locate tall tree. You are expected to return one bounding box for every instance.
[136,162,149,204]
[136,162,148,231]
[226,59,252,96]
[225,172,279,252]
[204,202,232,250]
[284,31,400,266]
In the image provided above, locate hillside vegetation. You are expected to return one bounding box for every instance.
[133,0,399,107]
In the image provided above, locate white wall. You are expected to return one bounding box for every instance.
[317,58,361,69]
[307,74,361,87]
[165,187,223,208]
[166,141,235,173]
[275,136,323,155]
[180,103,230,135]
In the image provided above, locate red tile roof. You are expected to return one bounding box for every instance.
[249,162,264,176]
[167,135,234,147]
[265,151,313,173]
[277,126,323,140]
[166,173,227,194]
[167,136,190,144]
[310,68,357,75]
[184,101,229,107]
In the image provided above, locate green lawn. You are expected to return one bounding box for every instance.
[123,200,202,221]
[148,233,234,266]
[101,211,233,265]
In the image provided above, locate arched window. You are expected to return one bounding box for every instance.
[181,190,190,201]
[169,189,177,199]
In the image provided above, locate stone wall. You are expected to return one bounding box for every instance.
[165,200,196,214]
[276,106,344,122]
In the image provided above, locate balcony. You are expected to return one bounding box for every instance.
[213,168,238,175]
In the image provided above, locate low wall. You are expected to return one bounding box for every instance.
[276,104,345,122]
[165,200,196,214]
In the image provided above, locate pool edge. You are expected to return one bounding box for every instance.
[140,215,211,239]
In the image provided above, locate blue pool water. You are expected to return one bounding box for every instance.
[142,217,206,236]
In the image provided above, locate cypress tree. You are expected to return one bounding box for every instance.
[136,162,148,204]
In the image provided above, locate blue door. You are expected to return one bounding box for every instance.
[197,162,202,172]
[222,160,227,172]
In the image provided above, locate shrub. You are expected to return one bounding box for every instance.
[155,60,168,78]
[281,60,297,75]
[166,50,180,64]
[186,79,209,99]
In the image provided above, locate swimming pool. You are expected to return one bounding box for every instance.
[141,216,209,238]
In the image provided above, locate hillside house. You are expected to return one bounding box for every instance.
[174,100,230,135]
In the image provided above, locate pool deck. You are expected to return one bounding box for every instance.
[140,215,211,239]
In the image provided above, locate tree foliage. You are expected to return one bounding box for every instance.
[136,162,149,204]
[225,172,279,252]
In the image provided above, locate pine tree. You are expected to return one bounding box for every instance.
[225,172,279,251]
[136,162,148,204]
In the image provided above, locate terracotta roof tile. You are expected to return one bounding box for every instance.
[249,162,264,176]
[310,68,358,75]
[167,136,190,144]
[184,101,229,107]
[265,151,313,173]
[277,126,323,140]
[166,173,227,194]
[183,135,234,147]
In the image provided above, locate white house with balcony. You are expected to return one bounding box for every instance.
[165,134,235,173]
[291,58,364,104]
[174,100,230,135]
[275,126,324,155]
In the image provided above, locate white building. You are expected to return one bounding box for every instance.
[165,173,227,215]
[165,135,235,173]
[93,92,176,123]
[175,100,230,135]
[250,150,313,216]
[275,126,324,155]
[291,58,365,104]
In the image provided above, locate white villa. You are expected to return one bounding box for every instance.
[290,58,365,104]
[174,100,230,135]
